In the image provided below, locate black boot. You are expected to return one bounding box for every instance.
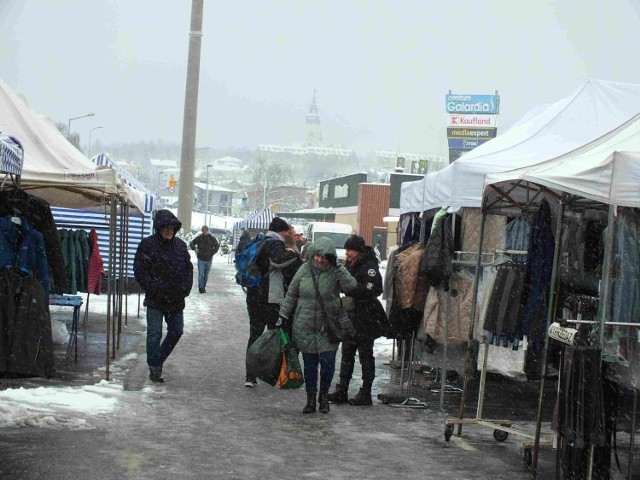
[327,385,349,404]
[348,387,373,406]
[302,393,316,414]
[319,390,330,413]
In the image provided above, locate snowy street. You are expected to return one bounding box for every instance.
[0,253,556,479]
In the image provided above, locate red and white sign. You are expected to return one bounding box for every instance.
[447,114,497,127]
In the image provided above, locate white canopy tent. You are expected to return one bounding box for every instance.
[400,79,640,214]
[484,113,640,209]
[0,78,121,209]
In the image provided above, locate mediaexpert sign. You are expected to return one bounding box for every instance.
[447,138,491,149]
[447,127,497,139]
[445,94,500,114]
[447,114,497,127]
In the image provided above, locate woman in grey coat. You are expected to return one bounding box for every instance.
[279,237,357,414]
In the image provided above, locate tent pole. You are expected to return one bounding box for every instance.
[124,200,130,327]
[105,195,116,380]
[138,213,146,319]
[456,209,486,435]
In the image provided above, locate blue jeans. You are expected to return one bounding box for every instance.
[197,259,212,290]
[302,351,337,395]
[146,307,184,373]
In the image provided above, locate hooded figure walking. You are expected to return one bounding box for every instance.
[134,210,193,383]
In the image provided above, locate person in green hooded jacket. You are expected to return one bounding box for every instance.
[279,237,357,414]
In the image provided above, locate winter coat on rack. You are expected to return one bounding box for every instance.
[395,242,428,311]
[0,216,50,293]
[521,199,555,337]
[0,188,67,293]
[0,269,55,377]
[87,229,104,295]
[343,246,388,342]
[423,213,454,291]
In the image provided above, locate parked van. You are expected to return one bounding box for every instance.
[303,222,353,260]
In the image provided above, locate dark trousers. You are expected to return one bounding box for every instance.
[337,339,375,392]
[146,307,183,373]
[245,293,280,380]
[302,350,337,395]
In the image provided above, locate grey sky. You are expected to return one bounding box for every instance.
[1,0,639,156]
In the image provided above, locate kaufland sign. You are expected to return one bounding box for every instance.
[446,94,500,114]
[447,114,497,127]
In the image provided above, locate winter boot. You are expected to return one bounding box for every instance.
[302,393,317,414]
[348,388,373,406]
[327,385,349,404]
[318,390,330,413]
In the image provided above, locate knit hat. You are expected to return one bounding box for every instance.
[268,217,289,233]
[344,235,365,252]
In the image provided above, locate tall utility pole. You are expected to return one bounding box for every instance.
[177,0,204,232]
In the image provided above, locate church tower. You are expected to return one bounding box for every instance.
[304,89,323,146]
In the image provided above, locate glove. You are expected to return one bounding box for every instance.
[325,253,338,268]
[275,314,287,328]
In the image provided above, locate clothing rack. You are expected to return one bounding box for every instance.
[445,209,555,472]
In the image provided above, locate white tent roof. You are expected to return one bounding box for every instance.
[233,208,275,230]
[400,79,640,214]
[484,113,640,209]
[0,79,120,209]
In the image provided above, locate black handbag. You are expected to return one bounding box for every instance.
[310,268,353,342]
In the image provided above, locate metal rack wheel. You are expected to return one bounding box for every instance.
[444,424,454,442]
[493,429,509,442]
[523,448,532,466]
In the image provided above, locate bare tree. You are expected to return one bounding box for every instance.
[252,154,289,209]
[55,122,81,150]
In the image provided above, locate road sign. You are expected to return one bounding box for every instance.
[447,127,497,139]
[168,175,176,188]
[167,186,175,194]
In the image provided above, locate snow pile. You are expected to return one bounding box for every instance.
[0,380,123,429]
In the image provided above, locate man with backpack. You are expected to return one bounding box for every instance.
[189,225,220,294]
[243,217,302,387]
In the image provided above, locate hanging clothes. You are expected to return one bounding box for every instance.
[483,262,526,338]
[7,274,55,377]
[461,210,507,256]
[421,269,475,344]
[0,188,67,293]
[504,217,530,263]
[394,242,428,311]
[610,207,640,325]
[0,215,50,294]
[87,229,105,295]
[521,199,555,338]
[423,213,454,291]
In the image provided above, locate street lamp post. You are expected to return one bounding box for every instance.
[205,164,212,226]
[87,126,104,158]
[67,112,95,141]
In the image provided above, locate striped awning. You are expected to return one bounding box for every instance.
[0,132,23,176]
[92,153,155,213]
[233,208,275,230]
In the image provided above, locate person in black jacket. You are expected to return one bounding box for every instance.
[189,225,220,293]
[134,210,193,383]
[244,217,302,387]
[328,235,387,406]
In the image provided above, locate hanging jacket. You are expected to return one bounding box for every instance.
[133,210,193,313]
[0,189,67,293]
[395,242,427,310]
[423,213,454,291]
[0,216,49,293]
[87,229,105,295]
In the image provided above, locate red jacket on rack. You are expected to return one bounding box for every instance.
[87,229,104,294]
